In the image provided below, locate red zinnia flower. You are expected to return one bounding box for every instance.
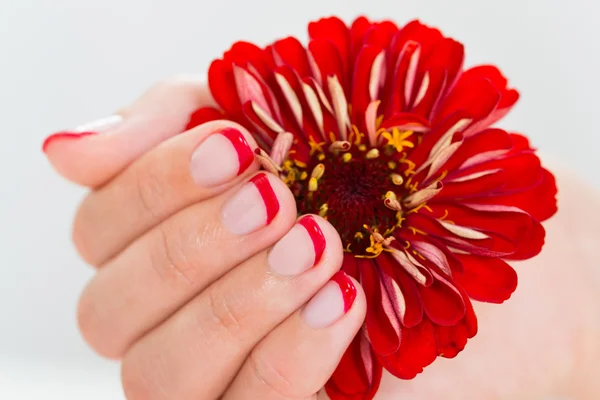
[187,16,558,400]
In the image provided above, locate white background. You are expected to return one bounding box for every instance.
[0,0,598,398]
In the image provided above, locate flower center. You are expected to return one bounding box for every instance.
[287,144,407,257]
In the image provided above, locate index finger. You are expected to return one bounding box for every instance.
[43,75,214,188]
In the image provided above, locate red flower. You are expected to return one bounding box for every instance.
[187,16,557,400]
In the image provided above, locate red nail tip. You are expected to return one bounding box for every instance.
[331,271,357,313]
[298,216,326,265]
[220,127,254,175]
[250,173,279,224]
[42,131,96,152]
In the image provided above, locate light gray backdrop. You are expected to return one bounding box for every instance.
[0,0,598,398]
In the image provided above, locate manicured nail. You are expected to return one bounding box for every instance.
[302,271,357,329]
[221,173,279,235]
[190,128,254,187]
[42,115,123,152]
[268,216,326,276]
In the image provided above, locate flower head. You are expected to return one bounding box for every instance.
[187,16,557,400]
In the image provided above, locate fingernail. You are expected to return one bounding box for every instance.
[42,115,123,152]
[268,216,326,276]
[221,173,279,235]
[302,271,357,329]
[190,128,254,187]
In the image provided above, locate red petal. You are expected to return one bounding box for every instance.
[185,107,224,130]
[505,219,546,260]
[377,252,424,328]
[429,203,534,245]
[223,41,272,81]
[434,74,501,127]
[442,128,513,173]
[308,17,351,79]
[358,258,401,356]
[422,38,464,90]
[362,20,399,50]
[417,271,466,326]
[307,38,346,89]
[352,45,385,130]
[350,16,373,59]
[474,168,557,222]
[434,292,477,358]
[379,318,437,379]
[454,254,518,303]
[268,37,311,78]
[208,59,243,118]
[326,332,383,400]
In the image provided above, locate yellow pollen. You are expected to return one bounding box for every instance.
[358,144,367,152]
[308,137,326,156]
[318,153,326,161]
[311,163,325,180]
[308,177,318,192]
[382,128,415,152]
[300,171,308,180]
[319,203,329,217]
[390,173,404,185]
[354,232,364,240]
[342,153,352,163]
[366,149,380,159]
[385,191,397,201]
[294,160,307,168]
[388,161,397,169]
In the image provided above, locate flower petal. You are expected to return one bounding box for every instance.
[185,107,224,130]
[379,317,437,379]
[454,254,518,303]
[326,331,383,400]
[417,269,466,326]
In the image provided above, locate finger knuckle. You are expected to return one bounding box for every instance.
[248,350,309,399]
[148,224,198,290]
[133,163,167,221]
[206,286,245,338]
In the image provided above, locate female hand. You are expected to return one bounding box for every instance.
[44,76,367,400]
[45,76,600,400]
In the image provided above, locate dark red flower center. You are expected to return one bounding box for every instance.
[287,143,408,257]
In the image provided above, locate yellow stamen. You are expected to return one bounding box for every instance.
[311,163,325,180]
[308,177,318,192]
[354,232,364,240]
[382,128,415,152]
[318,153,325,161]
[366,149,380,159]
[388,161,397,170]
[342,153,352,163]
[300,171,308,180]
[308,136,326,156]
[319,203,329,217]
[358,144,367,152]
[390,173,404,185]
[294,160,307,168]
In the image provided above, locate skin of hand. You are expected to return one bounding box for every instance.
[44,77,600,400]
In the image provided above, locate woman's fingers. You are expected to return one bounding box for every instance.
[119,216,345,400]
[73,120,258,265]
[223,274,365,400]
[77,172,296,358]
[43,75,211,187]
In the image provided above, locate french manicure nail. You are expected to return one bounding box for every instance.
[190,128,254,187]
[268,216,326,276]
[221,173,279,235]
[42,115,123,152]
[302,271,357,329]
